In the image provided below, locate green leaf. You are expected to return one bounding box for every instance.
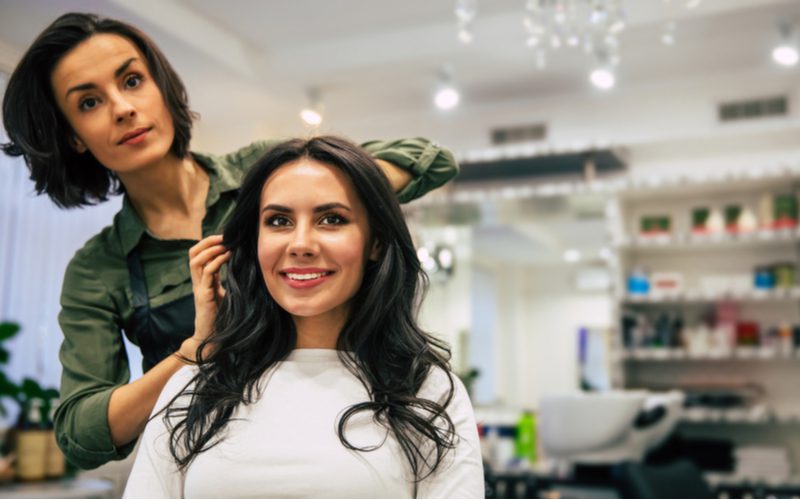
[42,388,60,400]
[0,347,9,365]
[0,373,18,397]
[20,378,44,400]
[0,322,20,341]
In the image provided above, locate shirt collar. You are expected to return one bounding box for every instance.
[115,151,239,255]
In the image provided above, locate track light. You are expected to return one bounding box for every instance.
[434,65,461,110]
[590,67,616,90]
[435,87,460,110]
[300,88,324,126]
[773,20,799,67]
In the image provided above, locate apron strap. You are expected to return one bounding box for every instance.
[126,248,150,310]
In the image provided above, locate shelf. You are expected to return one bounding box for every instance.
[621,347,800,361]
[705,472,800,489]
[621,287,800,304]
[680,407,800,425]
[614,227,800,251]
[415,161,800,206]
[615,164,800,202]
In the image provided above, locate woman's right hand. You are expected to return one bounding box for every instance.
[180,234,231,362]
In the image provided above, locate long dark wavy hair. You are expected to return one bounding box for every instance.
[163,136,456,481]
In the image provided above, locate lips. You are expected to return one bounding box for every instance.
[118,127,151,145]
[280,268,334,289]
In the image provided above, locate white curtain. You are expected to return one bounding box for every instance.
[0,70,142,398]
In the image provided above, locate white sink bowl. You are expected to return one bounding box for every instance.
[539,391,684,463]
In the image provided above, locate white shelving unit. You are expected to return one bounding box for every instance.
[606,161,800,481]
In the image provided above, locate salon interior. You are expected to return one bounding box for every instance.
[2,0,800,498]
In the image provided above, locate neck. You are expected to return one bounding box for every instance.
[119,152,208,219]
[293,308,349,350]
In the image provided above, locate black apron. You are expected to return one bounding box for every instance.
[125,248,195,372]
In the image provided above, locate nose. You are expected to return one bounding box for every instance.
[111,92,137,124]
[287,223,318,258]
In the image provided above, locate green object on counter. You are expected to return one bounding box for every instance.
[515,410,537,463]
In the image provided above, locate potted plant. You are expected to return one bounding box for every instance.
[0,321,62,481]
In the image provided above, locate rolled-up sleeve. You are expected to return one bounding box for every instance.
[361,138,459,203]
[54,252,135,470]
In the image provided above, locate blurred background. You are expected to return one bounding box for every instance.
[2,0,800,497]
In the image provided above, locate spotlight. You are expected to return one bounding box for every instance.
[773,20,799,67]
[434,64,460,110]
[564,249,582,263]
[435,86,460,110]
[773,44,799,66]
[436,246,455,273]
[589,67,616,90]
[300,88,324,126]
[299,109,322,126]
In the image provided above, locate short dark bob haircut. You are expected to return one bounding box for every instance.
[1,12,195,208]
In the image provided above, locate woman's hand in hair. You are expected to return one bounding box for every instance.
[181,234,231,362]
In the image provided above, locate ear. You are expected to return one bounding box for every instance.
[368,239,382,261]
[70,135,87,154]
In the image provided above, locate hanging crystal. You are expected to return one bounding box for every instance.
[661,20,676,45]
[455,0,478,44]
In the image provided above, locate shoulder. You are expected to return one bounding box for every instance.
[195,140,284,190]
[61,224,122,295]
[152,365,199,418]
[217,140,283,175]
[418,365,469,408]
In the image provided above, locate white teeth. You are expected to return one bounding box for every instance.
[286,272,328,281]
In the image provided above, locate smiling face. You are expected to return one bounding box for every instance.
[50,33,175,174]
[257,158,378,326]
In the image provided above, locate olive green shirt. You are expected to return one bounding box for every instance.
[54,138,458,470]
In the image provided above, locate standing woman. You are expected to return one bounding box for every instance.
[1,13,458,470]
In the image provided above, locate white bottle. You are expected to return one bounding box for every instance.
[707,209,725,234]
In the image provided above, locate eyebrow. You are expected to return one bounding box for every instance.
[64,57,137,99]
[261,202,352,214]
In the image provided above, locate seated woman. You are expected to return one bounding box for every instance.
[122,136,484,498]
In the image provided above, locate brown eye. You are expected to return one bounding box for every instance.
[79,97,99,111]
[320,214,347,225]
[124,74,143,89]
[266,215,291,227]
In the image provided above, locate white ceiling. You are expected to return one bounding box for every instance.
[1,0,799,150]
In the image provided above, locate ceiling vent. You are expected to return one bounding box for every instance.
[491,123,548,145]
[718,95,788,122]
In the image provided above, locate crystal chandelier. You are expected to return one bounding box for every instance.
[523,0,626,70]
[454,0,704,74]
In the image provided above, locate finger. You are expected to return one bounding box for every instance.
[190,244,228,276]
[189,234,224,259]
[202,251,231,276]
[198,252,231,293]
